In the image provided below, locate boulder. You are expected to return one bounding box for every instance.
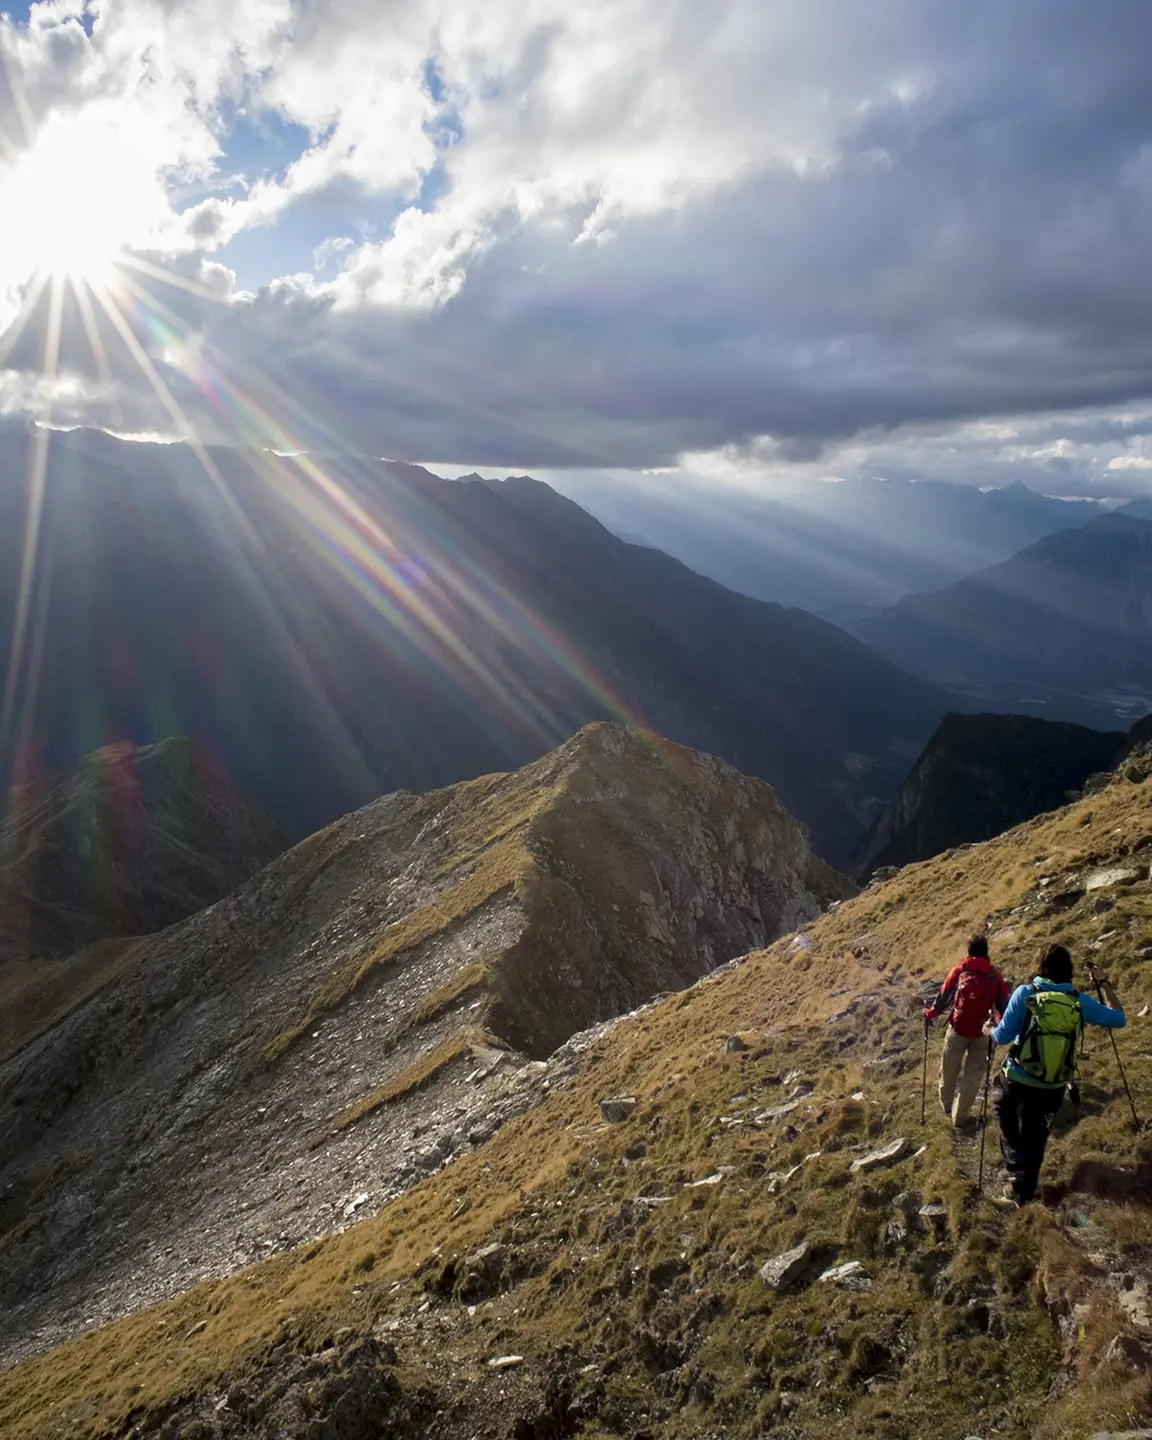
[725,1035,749,1053]
[756,1099,801,1124]
[1085,865,1144,891]
[850,1137,910,1174]
[819,1260,872,1291]
[456,1243,508,1303]
[758,1242,811,1290]
[600,1096,637,1123]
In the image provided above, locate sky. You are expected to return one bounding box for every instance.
[1,0,1152,498]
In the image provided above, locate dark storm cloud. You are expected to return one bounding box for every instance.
[5,0,1152,485]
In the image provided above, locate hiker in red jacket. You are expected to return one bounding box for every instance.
[924,935,1010,1127]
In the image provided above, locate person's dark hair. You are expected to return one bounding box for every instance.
[1039,943,1073,984]
[967,934,989,958]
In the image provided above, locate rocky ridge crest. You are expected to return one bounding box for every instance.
[0,723,849,1367]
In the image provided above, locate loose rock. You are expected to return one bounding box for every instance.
[850,1137,909,1173]
[758,1243,811,1290]
[819,1260,872,1291]
[1086,865,1144,890]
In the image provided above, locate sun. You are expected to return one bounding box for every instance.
[1,107,167,292]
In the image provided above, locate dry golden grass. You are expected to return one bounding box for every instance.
[2,765,1150,1440]
[260,756,573,1063]
[395,962,489,1036]
[332,1028,496,1131]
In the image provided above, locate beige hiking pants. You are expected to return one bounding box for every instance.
[939,1027,991,1123]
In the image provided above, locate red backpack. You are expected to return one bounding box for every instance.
[950,961,1001,1038]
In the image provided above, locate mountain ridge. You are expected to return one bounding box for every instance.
[3,727,1150,1440]
[0,427,951,864]
[853,512,1152,726]
[549,472,1108,620]
[0,723,850,1369]
[854,711,1135,877]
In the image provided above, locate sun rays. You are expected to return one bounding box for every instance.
[0,237,684,797]
[0,33,682,799]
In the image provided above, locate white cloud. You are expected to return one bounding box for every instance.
[0,0,1151,497]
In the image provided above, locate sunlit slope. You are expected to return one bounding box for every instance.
[2,750,1149,1438]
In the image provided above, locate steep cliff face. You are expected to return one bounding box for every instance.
[855,712,1131,876]
[0,723,850,1365]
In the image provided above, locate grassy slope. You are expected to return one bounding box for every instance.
[3,771,1151,1439]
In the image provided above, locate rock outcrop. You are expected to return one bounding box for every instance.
[0,722,850,1365]
[855,711,1137,877]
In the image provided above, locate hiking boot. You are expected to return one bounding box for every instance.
[989,1178,1022,1209]
[954,1113,977,1131]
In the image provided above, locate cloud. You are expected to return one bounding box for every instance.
[0,0,1150,496]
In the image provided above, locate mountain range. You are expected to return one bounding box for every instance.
[0,738,286,1066]
[553,473,1109,622]
[853,513,1152,728]
[0,428,950,865]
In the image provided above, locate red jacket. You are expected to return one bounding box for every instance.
[926,954,1011,1038]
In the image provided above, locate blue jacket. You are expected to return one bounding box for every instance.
[992,978,1126,1087]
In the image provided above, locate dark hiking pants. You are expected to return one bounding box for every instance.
[993,1076,1064,1204]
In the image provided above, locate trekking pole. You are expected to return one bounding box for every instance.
[1086,961,1141,1132]
[921,1015,929,1125]
[977,1037,994,1194]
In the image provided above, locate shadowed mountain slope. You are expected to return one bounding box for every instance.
[0,738,287,1064]
[554,473,1103,621]
[3,732,1151,1440]
[0,723,851,1367]
[0,428,949,865]
[855,711,1134,877]
[0,738,286,966]
[854,513,1152,726]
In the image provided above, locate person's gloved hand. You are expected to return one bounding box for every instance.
[922,1006,934,1023]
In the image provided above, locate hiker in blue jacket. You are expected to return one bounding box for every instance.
[986,942,1125,1206]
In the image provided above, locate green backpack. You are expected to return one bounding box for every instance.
[1012,987,1084,1086]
